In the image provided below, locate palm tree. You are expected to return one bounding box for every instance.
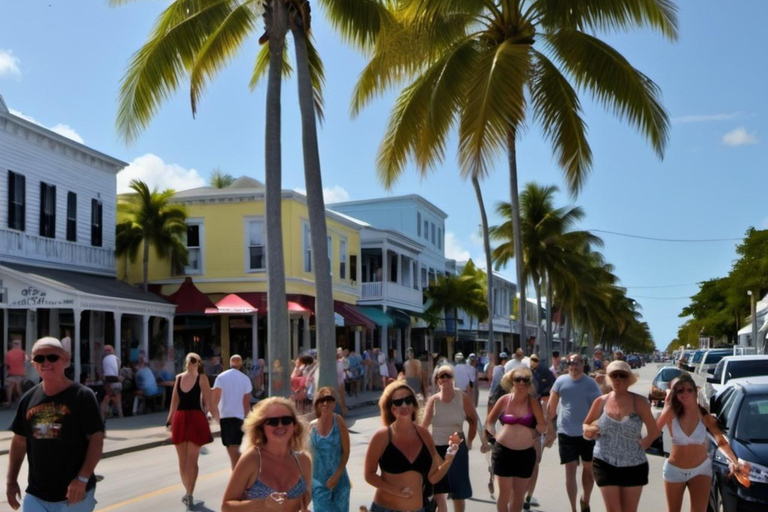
[354,0,677,351]
[116,179,189,292]
[472,176,495,354]
[210,168,235,188]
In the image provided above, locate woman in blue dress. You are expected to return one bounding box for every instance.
[309,386,351,512]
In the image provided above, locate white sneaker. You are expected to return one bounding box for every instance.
[527,496,539,507]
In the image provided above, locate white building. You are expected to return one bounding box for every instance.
[0,95,174,384]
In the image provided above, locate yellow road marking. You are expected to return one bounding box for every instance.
[95,468,230,512]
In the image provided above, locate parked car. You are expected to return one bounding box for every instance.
[700,356,768,410]
[707,377,768,512]
[627,354,642,369]
[696,348,737,377]
[677,349,695,369]
[649,366,683,407]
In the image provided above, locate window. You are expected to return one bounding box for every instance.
[7,171,25,231]
[412,261,418,290]
[339,238,347,279]
[184,222,203,274]
[350,255,357,282]
[421,267,428,290]
[66,192,77,241]
[90,199,102,247]
[438,228,442,249]
[431,223,436,244]
[39,182,56,238]
[303,222,312,272]
[423,220,429,240]
[417,212,421,237]
[247,219,265,271]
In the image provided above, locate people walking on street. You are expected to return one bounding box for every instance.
[468,354,480,407]
[453,353,475,397]
[376,348,389,389]
[486,367,547,512]
[3,339,27,408]
[404,347,426,397]
[546,354,602,512]
[504,349,527,373]
[6,337,105,512]
[222,397,312,512]
[100,345,123,418]
[592,349,605,372]
[582,361,659,512]
[656,372,745,512]
[488,352,510,407]
[364,381,460,512]
[167,352,213,509]
[336,350,349,416]
[212,354,253,469]
[523,354,555,510]
[422,364,484,512]
[309,387,351,512]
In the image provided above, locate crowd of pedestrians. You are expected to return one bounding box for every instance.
[5,336,753,512]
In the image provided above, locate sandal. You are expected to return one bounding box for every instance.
[580,498,590,512]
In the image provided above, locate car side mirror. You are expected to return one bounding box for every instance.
[706,376,718,384]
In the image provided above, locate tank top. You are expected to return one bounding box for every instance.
[177,374,203,411]
[431,392,465,445]
[593,395,647,467]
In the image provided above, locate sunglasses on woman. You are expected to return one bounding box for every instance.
[609,372,629,380]
[513,376,531,383]
[676,387,695,395]
[438,373,453,380]
[33,354,61,364]
[391,396,417,407]
[188,357,199,364]
[317,395,336,403]
[264,416,296,427]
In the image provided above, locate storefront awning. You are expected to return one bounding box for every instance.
[206,294,258,315]
[334,302,375,329]
[167,277,216,314]
[357,306,394,328]
[387,308,412,329]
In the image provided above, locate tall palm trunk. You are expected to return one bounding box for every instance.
[534,278,543,356]
[264,0,291,397]
[546,275,554,359]
[506,129,526,351]
[472,175,494,355]
[563,315,572,355]
[292,21,336,390]
[142,237,150,292]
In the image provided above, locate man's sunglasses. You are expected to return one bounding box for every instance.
[317,395,336,404]
[392,396,417,407]
[438,373,453,380]
[609,372,629,380]
[568,360,583,366]
[513,376,531,383]
[264,416,296,427]
[33,354,61,364]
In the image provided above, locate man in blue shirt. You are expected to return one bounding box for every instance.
[546,354,602,512]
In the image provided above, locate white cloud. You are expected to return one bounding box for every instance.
[9,108,84,143]
[469,230,485,247]
[445,232,471,261]
[672,112,740,124]
[0,49,21,77]
[722,127,758,146]
[118,154,206,194]
[293,185,350,204]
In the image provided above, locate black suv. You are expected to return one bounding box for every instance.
[708,377,768,512]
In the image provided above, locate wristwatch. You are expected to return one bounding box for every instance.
[76,476,89,484]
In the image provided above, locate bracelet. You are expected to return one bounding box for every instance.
[76,476,89,484]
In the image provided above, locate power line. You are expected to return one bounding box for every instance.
[624,283,699,289]
[632,295,692,300]
[589,229,741,243]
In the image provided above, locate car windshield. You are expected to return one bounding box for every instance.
[726,360,768,382]
[735,394,768,442]
[658,367,682,382]
[692,350,706,364]
[704,351,731,365]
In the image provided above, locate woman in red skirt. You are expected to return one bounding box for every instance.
[166,352,213,509]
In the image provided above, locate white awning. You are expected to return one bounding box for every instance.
[738,324,753,335]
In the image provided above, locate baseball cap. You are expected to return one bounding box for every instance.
[468,353,477,360]
[499,352,509,359]
[32,337,66,355]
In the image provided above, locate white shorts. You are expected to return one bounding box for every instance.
[663,458,712,483]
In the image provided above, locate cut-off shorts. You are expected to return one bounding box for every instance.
[370,502,424,512]
[662,458,713,483]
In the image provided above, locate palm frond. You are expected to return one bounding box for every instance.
[250,38,294,90]
[317,0,394,50]
[544,30,669,159]
[304,33,326,123]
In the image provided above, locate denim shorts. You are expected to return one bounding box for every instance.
[23,488,97,512]
[371,502,424,512]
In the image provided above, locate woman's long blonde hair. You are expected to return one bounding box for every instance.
[244,397,307,451]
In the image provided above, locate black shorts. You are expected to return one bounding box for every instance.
[593,458,649,487]
[492,444,536,478]
[558,434,595,465]
[220,418,244,447]
[434,443,472,499]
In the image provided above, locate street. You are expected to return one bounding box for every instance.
[5,363,691,512]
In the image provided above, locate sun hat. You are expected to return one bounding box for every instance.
[32,337,67,355]
[605,360,638,385]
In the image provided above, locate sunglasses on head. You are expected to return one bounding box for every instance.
[513,376,531,383]
[264,416,296,427]
[33,354,61,364]
[317,395,336,404]
[392,396,417,407]
[438,373,453,380]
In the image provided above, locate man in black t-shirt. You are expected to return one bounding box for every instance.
[6,337,105,511]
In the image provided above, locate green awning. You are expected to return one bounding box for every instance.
[387,308,412,329]
[357,307,394,328]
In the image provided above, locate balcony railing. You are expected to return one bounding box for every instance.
[0,228,115,274]
[361,280,423,308]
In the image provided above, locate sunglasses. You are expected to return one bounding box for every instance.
[438,373,453,380]
[33,354,61,364]
[188,357,199,364]
[530,358,539,362]
[317,395,336,404]
[513,377,531,383]
[676,387,695,395]
[264,416,296,427]
[568,360,583,366]
[391,396,417,407]
[609,372,629,380]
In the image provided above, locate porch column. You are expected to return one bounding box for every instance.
[141,315,150,360]
[220,315,230,365]
[2,308,8,375]
[381,242,389,284]
[380,325,388,356]
[354,329,361,355]
[49,309,60,339]
[73,309,83,382]
[113,312,122,364]
[251,313,259,360]
[302,314,310,352]
[166,316,173,363]
[396,328,402,362]
[292,318,300,355]
[25,310,36,353]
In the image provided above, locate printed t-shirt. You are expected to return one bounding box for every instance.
[11,383,105,502]
[213,369,253,419]
[551,374,602,437]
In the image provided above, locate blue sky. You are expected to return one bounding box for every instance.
[2,0,766,349]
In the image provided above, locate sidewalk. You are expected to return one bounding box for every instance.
[0,388,383,458]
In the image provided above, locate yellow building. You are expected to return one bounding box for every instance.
[118,177,370,369]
